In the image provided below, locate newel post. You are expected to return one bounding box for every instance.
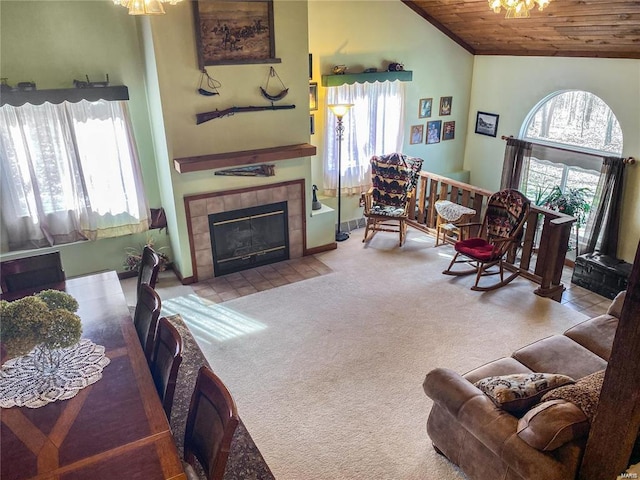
[534,214,574,301]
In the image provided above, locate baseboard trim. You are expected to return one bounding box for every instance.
[305,243,337,256]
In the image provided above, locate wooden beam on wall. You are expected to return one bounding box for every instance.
[580,240,640,479]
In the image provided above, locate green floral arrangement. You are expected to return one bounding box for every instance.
[124,236,170,273]
[0,290,82,359]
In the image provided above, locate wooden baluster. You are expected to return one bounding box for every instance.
[417,175,428,224]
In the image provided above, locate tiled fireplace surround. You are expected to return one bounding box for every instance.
[184,179,306,282]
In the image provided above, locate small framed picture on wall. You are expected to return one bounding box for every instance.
[426,120,442,144]
[410,124,424,144]
[439,96,452,116]
[418,98,432,118]
[475,111,500,137]
[309,82,318,111]
[443,121,455,140]
[310,114,315,135]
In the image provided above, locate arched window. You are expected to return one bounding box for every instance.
[519,90,623,254]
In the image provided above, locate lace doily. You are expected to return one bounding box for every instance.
[435,200,476,222]
[0,339,110,409]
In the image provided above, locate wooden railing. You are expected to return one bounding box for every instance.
[407,171,576,301]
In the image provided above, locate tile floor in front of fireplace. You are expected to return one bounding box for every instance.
[121,255,333,307]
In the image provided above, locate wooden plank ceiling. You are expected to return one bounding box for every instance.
[401,0,640,59]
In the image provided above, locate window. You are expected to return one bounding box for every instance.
[519,90,623,252]
[0,100,150,251]
[323,81,405,195]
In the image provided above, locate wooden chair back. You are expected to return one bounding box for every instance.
[150,317,183,419]
[137,246,161,298]
[481,189,530,255]
[133,283,162,364]
[184,366,239,480]
[0,251,66,293]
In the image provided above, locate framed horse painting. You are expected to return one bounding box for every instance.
[193,0,280,68]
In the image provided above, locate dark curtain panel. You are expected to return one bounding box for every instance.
[584,156,626,257]
[500,138,532,190]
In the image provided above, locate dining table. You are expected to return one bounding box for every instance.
[0,271,187,480]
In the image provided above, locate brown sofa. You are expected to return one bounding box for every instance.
[423,293,625,480]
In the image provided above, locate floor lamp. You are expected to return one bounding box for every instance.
[328,103,353,242]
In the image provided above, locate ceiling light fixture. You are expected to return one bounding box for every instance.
[113,0,182,16]
[489,0,551,18]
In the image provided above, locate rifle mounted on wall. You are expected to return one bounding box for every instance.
[196,104,296,125]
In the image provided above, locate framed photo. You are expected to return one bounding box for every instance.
[310,114,315,135]
[309,53,313,79]
[439,96,452,116]
[475,111,500,137]
[309,82,318,111]
[192,0,280,68]
[443,121,455,141]
[418,98,432,118]
[410,124,424,145]
[426,120,442,144]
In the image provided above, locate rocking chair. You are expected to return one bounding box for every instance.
[362,153,423,246]
[442,189,530,291]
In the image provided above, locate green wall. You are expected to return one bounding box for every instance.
[464,56,640,262]
[0,0,170,276]
[308,0,474,222]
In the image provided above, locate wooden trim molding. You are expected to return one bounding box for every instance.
[174,143,316,173]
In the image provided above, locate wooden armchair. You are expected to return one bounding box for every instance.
[362,153,423,246]
[442,189,530,291]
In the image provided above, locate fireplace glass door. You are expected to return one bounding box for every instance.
[209,201,289,276]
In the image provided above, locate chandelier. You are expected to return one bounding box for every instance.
[489,0,551,18]
[113,0,182,15]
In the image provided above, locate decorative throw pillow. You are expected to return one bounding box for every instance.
[541,369,606,422]
[607,290,626,318]
[517,399,589,451]
[474,373,575,414]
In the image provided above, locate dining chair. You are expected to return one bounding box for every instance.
[133,283,162,364]
[150,317,183,419]
[137,245,161,298]
[0,251,66,293]
[184,366,239,480]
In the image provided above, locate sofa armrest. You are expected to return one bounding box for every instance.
[424,367,518,454]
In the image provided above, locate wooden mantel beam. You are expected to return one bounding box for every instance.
[173,143,316,174]
[579,240,640,479]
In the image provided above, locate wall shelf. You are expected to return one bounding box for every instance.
[321,71,412,87]
[174,143,317,173]
[1,85,129,107]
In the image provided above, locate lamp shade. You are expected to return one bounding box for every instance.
[328,103,354,119]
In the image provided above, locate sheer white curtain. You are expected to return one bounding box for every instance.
[323,80,405,196]
[0,100,150,250]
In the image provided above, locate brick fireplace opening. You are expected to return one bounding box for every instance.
[185,179,306,282]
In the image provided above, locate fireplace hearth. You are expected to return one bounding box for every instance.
[209,202,289,276]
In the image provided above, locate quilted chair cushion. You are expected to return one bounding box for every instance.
[485,189,529,239]
[455,237,498,261]
[369,204,406,217]
[370,153,423,208]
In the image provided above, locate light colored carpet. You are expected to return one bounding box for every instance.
[162,229,589,480]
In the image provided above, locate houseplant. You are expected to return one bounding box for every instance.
[542,186,592,255]
[0,290,82,371]
[123,236,170,273]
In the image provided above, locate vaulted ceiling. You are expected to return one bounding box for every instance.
[401,0,640,59]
